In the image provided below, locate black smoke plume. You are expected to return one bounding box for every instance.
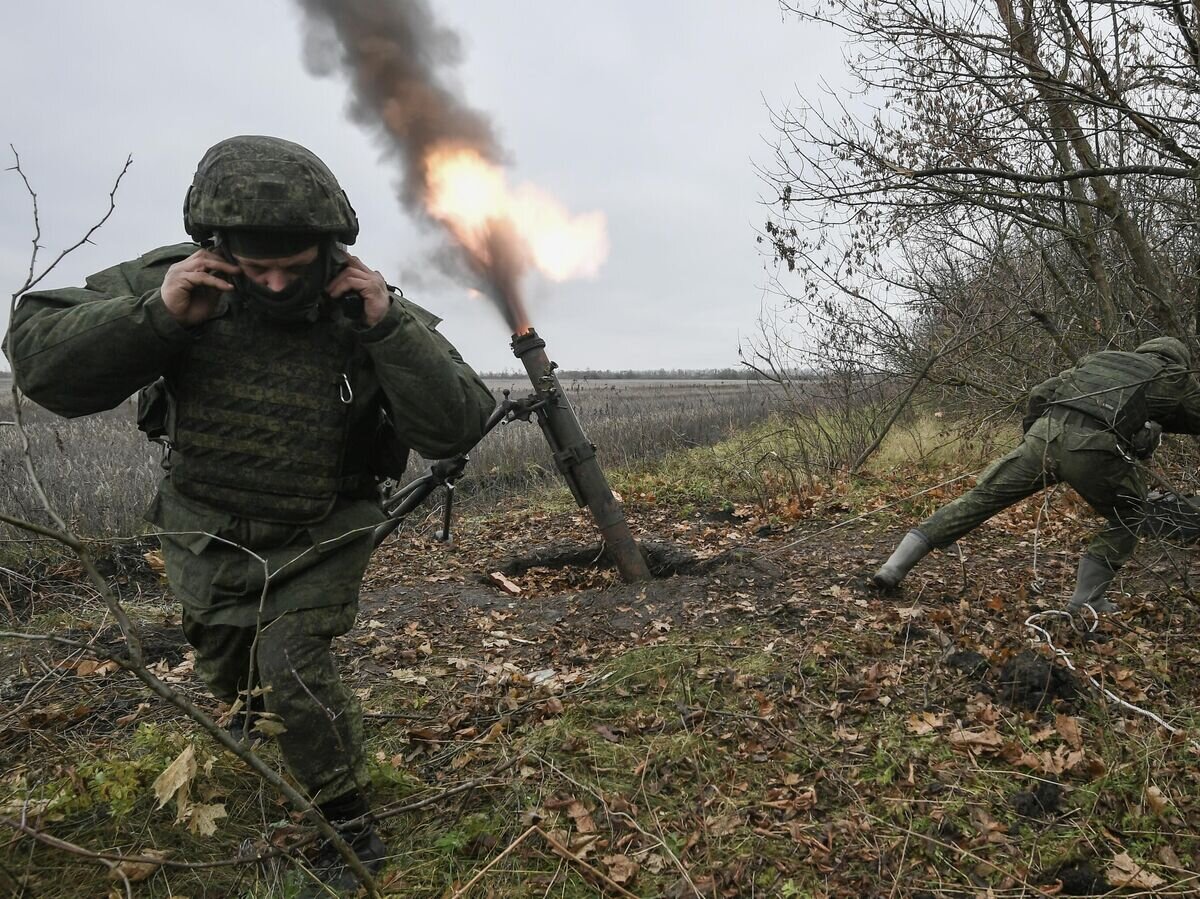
[294,0,530,331]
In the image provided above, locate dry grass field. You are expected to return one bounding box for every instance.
[475,377,777,488]
[0,377,779,542]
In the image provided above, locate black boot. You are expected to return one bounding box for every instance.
[225,695,261,746]
[227,708,250,743]
[298,793,388,896]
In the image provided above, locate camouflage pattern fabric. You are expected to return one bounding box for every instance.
[148,479,382,627]
[921,340,1200,572]
[6,243,495,466]
[920,411,1144,568]
[1023,339,1200,440]
[182,603,367,802]
[184,135,359,245]
[1048,350,1164,443]
[168,300,357,524]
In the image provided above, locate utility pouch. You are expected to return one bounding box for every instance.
[369,409,411,482]
[136,377,174,445]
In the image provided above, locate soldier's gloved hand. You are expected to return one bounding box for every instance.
[326,254,391,327]
[161,249,240,327]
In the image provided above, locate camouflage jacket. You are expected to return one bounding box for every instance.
[4,243,495,621]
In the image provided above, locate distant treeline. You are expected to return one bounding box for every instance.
[480,367,798,381]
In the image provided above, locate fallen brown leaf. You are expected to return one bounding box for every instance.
[602,854,639,885]
[76,659,120,678]
[947,724,1003,753]
[187,802,227,837]
[488,571,522,595]
[566,799,596,834]
[152,746,196,818]
[1106,851,1165,890]
[1145,785,1172,817]
[1054,713,1083,750]
[906,711,948,735]
[142,549,166,574]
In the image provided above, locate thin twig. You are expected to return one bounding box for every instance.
[1,816,264,872]
[534,827,641,898]
[447,825,538,898]
[534,753,700,897]
[373,754,521,823]
[12,809,133,898]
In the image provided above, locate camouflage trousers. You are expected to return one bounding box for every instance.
[919,411,1145,569]
[182,603,367,804]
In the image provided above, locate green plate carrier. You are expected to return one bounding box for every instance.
[169,305,357,524]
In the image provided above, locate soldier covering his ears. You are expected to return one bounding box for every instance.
[5,135,496,891]
[871,338,1200,613]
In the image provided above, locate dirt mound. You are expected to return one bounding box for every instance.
[945,648,989,679]
[496,539,782,579]
[995,650,1078,711]
[1042,860,1105,895]
[93,623,188,667]
[1011,777,1063,819]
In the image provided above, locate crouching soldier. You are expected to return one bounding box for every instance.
[4,135,496,892]
[871,338,1200,613]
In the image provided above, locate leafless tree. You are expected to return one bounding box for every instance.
[761,0,1200,465]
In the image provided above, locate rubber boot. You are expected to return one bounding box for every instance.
[871,530,934,589]
[1067,556,1118,614]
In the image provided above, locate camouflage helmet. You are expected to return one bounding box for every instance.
[183,135,358,246]
[1135,336,1192,369]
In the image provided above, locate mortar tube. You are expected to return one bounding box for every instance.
[511,328,652,582]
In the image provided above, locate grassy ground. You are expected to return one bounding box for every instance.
[2,418,1199,897]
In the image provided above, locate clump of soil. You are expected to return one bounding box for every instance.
[995,650,1078,710]
[1011,778,1063,819]
[498,541,613,576]
[704,505,749,525]
[1043,860,1105,896]
[945,648,989,679]
[93,538,164,587]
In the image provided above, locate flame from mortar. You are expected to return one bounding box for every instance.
[293,0,607,333]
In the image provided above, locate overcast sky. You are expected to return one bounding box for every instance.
[0,1,842,374]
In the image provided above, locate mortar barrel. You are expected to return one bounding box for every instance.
[511,329,651,582]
